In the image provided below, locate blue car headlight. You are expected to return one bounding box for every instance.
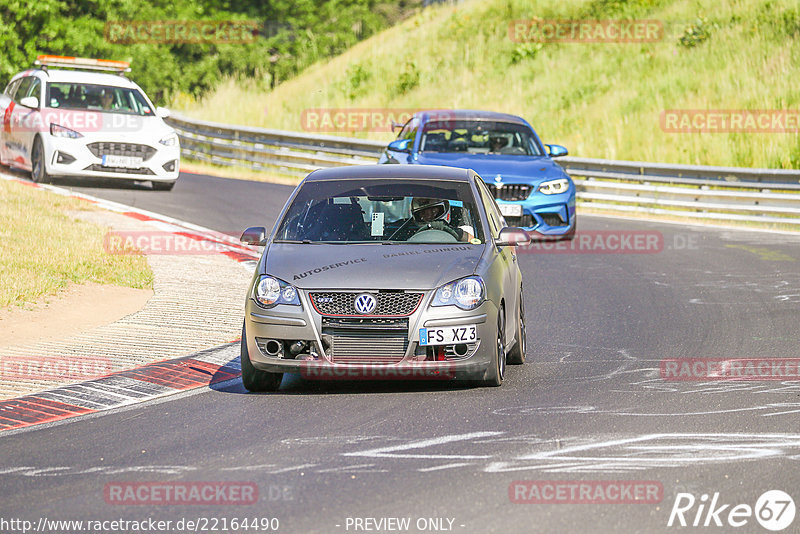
[432,275,485,310]
[538,178,570,195]
[254,275,300,308]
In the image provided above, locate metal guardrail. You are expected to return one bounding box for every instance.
[167,114,800,227]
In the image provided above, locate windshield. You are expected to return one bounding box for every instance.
[274,179,486,245]
[45,82,154,116]
[420,119,543,156]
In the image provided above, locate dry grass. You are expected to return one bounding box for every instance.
[0,179,153,308]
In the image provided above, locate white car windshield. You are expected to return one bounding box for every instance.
[45,82,153,116]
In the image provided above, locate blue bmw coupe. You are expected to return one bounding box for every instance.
[379,110,575,238]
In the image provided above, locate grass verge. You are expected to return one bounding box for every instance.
[176,0,800,169]
[0,179,153,308]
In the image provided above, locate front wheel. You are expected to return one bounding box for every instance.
[240,324,283,392]
[507,289,526,365]
[31,137,51,184]
[482,308,506,387]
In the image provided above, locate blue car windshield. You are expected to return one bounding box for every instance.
[420,120,543,156]
[274,179,486,244]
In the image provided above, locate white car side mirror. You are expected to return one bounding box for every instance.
[156,106,171,119]
[19,96,39,109]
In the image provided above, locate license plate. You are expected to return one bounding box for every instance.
[498,203,523,217]
[419,325,478,346]
[102,155,143,168]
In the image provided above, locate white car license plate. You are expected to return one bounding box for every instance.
[102,155,143,168]
[498,203,523,217]
[419,325,478,346]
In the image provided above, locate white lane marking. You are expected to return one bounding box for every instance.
[343,431,503,460]
[417,462,472,472]
[266,464,317,474]
[485,433,800,473]
[316,464,388,473]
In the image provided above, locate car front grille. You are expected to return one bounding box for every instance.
[84,164,155,175]
[504,214,535,228]
[539,212,567,227]
[327,329,408,364]
[87,142,156,161]
[487,184,531,201]
[309,291,422,317]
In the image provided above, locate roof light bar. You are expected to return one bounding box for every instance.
[34,55,131,73]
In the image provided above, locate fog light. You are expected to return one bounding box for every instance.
[162,160,177,172]
[56,152,76,164]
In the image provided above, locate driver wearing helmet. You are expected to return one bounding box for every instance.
[410,197,474,242]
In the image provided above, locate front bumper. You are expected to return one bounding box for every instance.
[496,188,576,237]
[243,289,499,381]
[45,137,180,182]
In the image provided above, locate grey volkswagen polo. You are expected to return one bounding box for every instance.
[239,165,530,391]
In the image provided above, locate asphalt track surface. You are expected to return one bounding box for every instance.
[2,171,800,533]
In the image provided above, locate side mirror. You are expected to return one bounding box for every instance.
[240,226,267,246]
[19,96,39,109]
[391,121,404,132]
[156,106,171,119]
[387,138,412,153]
[496,227,531,247]
[546,144,568,158]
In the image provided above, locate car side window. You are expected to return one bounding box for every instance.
[26,78,41,101]
[475,178,505,237]
[4,79,21,98]
[13,77,33,103]
[398,118,419,141]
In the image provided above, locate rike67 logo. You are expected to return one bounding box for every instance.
[668,490,795,531]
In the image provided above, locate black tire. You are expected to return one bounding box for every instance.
[240,324,283,392]
[483,307,506,387]
[31,137,51,184]
[507,289,526,365]
[152,180,176,191]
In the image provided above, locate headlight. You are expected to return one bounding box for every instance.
[254,276,300,308]
[50,123,83,139]
[432,275,485,310]
[538,178,570,195]
[159,133,178,146]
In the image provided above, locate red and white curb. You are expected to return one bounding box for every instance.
[0,344,241,433]
[0,173,262,432]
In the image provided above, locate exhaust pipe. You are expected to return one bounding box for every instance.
[264,339,282,357]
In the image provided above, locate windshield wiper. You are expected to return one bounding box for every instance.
[274,239,312,244]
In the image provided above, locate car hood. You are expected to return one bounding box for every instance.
[263,243,486,290]
[415,153,568,184]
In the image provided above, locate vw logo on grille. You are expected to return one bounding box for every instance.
[354,293,377,315]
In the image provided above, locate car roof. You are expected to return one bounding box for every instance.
[417,109,529,126]
[305,164,475,182]
[21,69,138,89]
